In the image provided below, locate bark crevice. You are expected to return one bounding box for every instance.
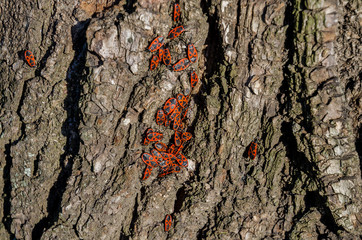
[31,19,90,239]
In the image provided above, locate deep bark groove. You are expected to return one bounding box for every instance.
[32,19,90,239]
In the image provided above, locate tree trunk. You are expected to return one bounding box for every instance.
[0,0,361,239]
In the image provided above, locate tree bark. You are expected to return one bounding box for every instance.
[0,0,361,239]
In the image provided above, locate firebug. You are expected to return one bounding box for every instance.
[148,36,164,52]
[168,25,185,40]
[142,165,153,180]
[173,115,182,131]
[187,43,198,63]
[164,119,171,127]
[147,132,163,142]
[143,128,153,145]
[163,98,177,115]
[156,109,166,125]
[158,48,165,64]
[150,55,160,70]
[141,153,158,167]
[24,50,36,68]
[172,58,190,71]
[248,140,258,160]
[167,144,176,154]
[176,153,188,168]
[169,105,181,121]
[177,94,188,108]
[175,144,183,155]
[164,215,172,231]
[174,131,182,147]
[173,3,181,22]
[163,48,171,66]
[190,71,198,88]
[155,142,168,152]
[181,132,192,142]
[151,149,163,162]
[181,107,188,121]
[173,115,183,132]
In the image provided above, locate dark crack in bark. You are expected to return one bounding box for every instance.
[32,19,90,239]
[2,142,15,239]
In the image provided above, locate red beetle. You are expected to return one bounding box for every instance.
[174,131,182,147]
[177,93,188,108]
[187,43,198,63]
[148,36,164,52]
[24,50,36,68]
[163,98,177,115]
[181,132,192,142]
[167,144,176,154]
[143,128,153,145]
[190,71,198,88]
[142,165,153,180]
[172,58,190,72]
[147,132,163,142]
[176,153,188,168]
[173,115,183,132]
[168,26,185,40]
[155,142,168,152]
[169,105,181,121]
[150,55,160,70]
[158,47,164,60]
[173,3,181,22]
[248,140,258,160]
[156,109,166,125]
[164,214,172,231]
[141,153,158,167]
[163,48,172,66]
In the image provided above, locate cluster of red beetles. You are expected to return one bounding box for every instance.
[147,3,197,72]
[142,1,203,232]
[23,1,258,234]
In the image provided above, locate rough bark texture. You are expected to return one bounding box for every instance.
[0,0,361,239]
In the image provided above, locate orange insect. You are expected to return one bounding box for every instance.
[158,47,165,60]
[150,55,160,70]
[187,43,197,63]
[168,25,185,40]
[174,144,183,155]
[169,105,181,121]
[147,132,163,142]
[190,71,198,88]
[142,165,153,180]
[148,36,164,52]
[156,109,166,125]
[176,153,188,168]
[248,140,258,160]
[173,3,181,22]
[177,94,188,108]
[164,214,172,231]
[24,50,36,68]
[163,48,172,66]
[174,131,182,147]
[172,58,190,72]
[181,132,192,142]
[163,98,177,115]
[143,128,153,145]
[155,142,168,152]
[141,153,158,167]
[173,115,183,132]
